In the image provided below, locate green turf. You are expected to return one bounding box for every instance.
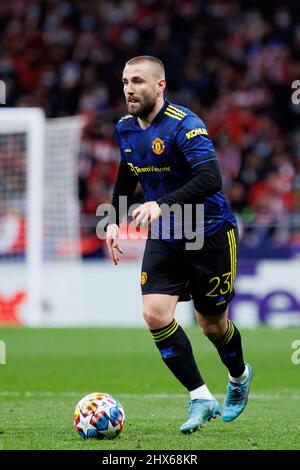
[0,326,299,450]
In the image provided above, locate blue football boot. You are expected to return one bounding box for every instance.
[180,398,221,434]
[222,363,253,422]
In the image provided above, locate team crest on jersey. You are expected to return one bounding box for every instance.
[141,272,148,285]
[152,138,165,155]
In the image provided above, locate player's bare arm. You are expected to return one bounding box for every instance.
[106,223,123,265]
[132,201,162,227]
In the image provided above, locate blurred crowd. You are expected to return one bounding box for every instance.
[1,0,300,258]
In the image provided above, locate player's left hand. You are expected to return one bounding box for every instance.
[132,201,162,227]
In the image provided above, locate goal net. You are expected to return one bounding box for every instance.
[0,109,83,326]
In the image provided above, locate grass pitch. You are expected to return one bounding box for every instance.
[0,326,299,450]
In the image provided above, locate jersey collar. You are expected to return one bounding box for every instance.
[135,99,170,129]
[151,99,170,125]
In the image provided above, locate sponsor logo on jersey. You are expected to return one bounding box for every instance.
[127,162,171,176]
[152,137,165,155]
[185,127,208,139]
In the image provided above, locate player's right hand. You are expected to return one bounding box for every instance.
[106,223,123,265]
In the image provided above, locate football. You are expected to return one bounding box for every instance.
[74,392,125,440]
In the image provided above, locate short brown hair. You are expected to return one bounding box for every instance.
[125,56,165,80]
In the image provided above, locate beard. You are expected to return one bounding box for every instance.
[127,94,156,120]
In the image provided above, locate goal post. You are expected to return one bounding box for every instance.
[0,108,83,326]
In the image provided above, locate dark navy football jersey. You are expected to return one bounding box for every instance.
[115,99,237,240]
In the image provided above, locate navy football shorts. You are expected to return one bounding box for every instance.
[140,221,238,316]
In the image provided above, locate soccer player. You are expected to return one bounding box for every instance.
[106,56,253,433]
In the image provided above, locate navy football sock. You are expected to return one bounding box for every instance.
[150,319,205,391]
[211,319,245,378]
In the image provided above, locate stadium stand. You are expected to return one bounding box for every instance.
[1,0,299,258]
